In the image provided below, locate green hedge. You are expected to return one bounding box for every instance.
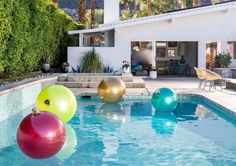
[0,0,83,78]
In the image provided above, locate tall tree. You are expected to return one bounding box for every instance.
[124,0,130,10]
[147,0,151,16]
[78,0,86,24]
[90,0,96,45]
[193,0,201,7]
[90,0,96,28]
[133,0,138,16]
[51,0,58,3]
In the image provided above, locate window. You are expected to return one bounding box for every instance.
[156,41,179,58]
[168,42,178,48]
[227,41,236,59]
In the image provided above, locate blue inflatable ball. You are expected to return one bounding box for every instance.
[151,111,177,135]
[151,87,177,111]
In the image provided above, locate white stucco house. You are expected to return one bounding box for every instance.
[68,0,236,75]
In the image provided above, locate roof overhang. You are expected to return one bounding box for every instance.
[68,27,114,35]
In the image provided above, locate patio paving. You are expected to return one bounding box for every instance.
[144,76,236,115]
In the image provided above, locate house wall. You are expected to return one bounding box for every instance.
[68,47,129,70]
[68,7,236,71]
[185,42,198,74]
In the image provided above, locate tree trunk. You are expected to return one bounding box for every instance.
[124,0,129,10]
[147,0,151,16]
[78,0,86,24]
[90,0,96,28]
[51,0,58,3]
[193,0,201,7]
[133,0,138,15]
[90,0,96,45]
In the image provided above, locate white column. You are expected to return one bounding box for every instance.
[104,0,120,24]
[198,41,206,68]
[79,34,83,47]
[152,41,156,67]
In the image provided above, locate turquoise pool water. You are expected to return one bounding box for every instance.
[0,96,236,166]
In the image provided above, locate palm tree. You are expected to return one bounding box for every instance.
[51,0,58,3]
[124,0,130,10]
[90,0,96,45]
[78,0,86,24]
[193,0,201,7]
[90,0,96,28]
[133,0,138,17]
[147,0,151,16]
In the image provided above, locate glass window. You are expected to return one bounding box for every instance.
[227,41,236,59]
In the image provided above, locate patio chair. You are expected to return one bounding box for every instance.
[194,67,225,90]
[194,67,206,89]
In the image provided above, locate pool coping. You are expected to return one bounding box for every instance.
[1,75,235,120]
[80,92,236,119]
[0,75,60,96]
[177,92,236,118]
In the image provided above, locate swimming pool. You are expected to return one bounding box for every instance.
[0,95,236,165]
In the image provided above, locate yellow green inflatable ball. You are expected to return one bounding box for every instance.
[151,87,177,112]
[36,85,77,123]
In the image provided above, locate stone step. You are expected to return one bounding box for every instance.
[57,80,145,88]
[58,76,133,82]
[58,73,134,82]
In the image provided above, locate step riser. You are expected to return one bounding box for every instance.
[56,82,145,88]
[58,76,133,82]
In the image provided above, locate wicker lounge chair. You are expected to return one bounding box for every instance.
[194,67,225,90]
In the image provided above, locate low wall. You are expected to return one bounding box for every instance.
[68,47,128,72]
[0,77,57,149]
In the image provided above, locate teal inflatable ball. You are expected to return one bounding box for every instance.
[151,111,177,135]
[151,87,177,112]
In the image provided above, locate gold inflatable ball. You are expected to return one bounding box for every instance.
[98,77,126,103]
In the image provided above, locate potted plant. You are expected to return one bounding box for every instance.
[149,66,157,79]
[122,60,130,73]
[214,52,232,78]
[62,62,70,73]
[41,50,51,73]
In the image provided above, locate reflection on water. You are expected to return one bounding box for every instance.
[172,102,220,121]
[173,103,198,121]
[130,102,153,116]
[56,124,77,161]
[0,97,236,165]
[151,111,177,135]
[98,104,126,123]
[0,105,32,149]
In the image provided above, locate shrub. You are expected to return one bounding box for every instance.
[0,63,4,78]
[80,48,103,73]
[103,65,114,73]
[72,66,81,73]
[0,0,84,78]
[215,52,232,68]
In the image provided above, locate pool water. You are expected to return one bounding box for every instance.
[0,96,236,166]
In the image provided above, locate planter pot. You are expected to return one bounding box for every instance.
[232,69,236,78]
[123,67,130,73]
[150,71,157,79]
[62,66,70,73]
[213,68,232,78]
[41,63,50,73]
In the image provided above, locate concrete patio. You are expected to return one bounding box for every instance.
[70,76,236,117]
